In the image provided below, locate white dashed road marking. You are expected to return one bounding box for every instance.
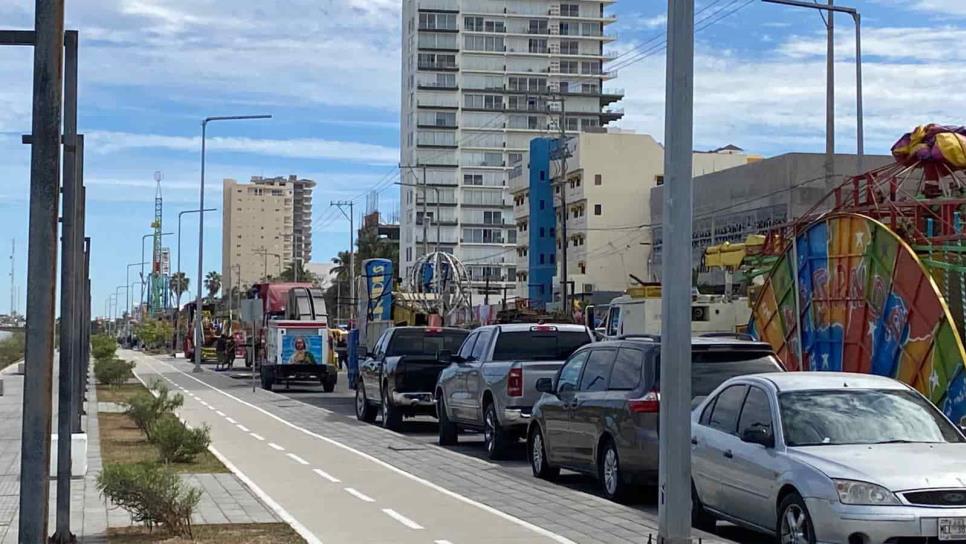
[268,442,285,451]
[435,540,455,544]
[216,410,226,417]
[236,424,250,432]
[286,453,310,465]
[382,509,423,530]
[250,433,265,441]
[312,468,340,483]
[344,488,375,503]
[226,417,237,424]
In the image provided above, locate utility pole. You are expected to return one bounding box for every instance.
[762,0,864,173]
[53,28,80,544]
[332,201,355,325]
[399,164,429,259]
[18,1,65,541]
[548,94,571,316]
[659,0,694,542]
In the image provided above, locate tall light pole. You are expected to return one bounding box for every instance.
[195,114,271,373]
[331,201,355,325]
[176,208,215,355]
[762,0,865,173]
[125,261,148,336]
[140,232,172,313]
[659,0,694,542]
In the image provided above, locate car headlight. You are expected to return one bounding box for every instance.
[833,479,900,505]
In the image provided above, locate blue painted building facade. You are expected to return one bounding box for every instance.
[528,138,557,308]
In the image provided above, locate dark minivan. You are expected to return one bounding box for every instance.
[527,336,784,501]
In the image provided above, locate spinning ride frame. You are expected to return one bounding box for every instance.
[750,126,966,423]
[407,251,470,319]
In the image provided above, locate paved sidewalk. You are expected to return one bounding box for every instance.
[0,361,108,544]
[131,351,735,544]
[0,358,281,544]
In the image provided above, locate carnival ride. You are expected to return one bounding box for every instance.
[406,251,471,321]
[746,125,966,424]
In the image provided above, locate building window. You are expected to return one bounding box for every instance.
[560,60,578,74]
[464,35,504,52]
[594,204,602,215]
[655,175,665,186]
[419,12,457,31]
[465,94,503,110]
[595,174,602,185]
[559,39,579,55]
[528,19,548,35]
[528,38,548,54]
[464,16,483,31]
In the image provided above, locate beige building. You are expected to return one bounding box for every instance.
[222,175,316,293]
[510,131,754,303]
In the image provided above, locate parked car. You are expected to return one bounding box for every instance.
[691,372,966,543]
[435,323,594,458]
[356,326,468,430]
[526,336,783,501]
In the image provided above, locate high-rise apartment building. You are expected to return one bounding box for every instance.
[221,175,316,293]
[400,0,622,296]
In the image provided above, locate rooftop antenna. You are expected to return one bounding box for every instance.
[150,171,165,315]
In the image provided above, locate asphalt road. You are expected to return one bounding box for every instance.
[254,367,770,544]
[131,352,574,544]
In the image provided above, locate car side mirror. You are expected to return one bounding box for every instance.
[438,349,453,365]
[741,425,775,448]
[535,377,554,394]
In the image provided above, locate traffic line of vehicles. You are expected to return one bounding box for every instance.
[354,322,966,544]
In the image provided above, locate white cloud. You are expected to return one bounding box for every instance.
[85,131,399,164]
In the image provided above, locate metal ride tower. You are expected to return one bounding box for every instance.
[149,171,165,315]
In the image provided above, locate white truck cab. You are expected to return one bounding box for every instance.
[592,286,751,340]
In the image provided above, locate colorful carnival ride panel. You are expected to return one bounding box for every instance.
[749,213,966,424]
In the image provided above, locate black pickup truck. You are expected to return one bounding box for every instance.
[355,326,469,430]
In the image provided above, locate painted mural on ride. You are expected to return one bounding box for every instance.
[749,125,966,424]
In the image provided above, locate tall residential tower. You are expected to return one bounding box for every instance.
[400,0,622,296]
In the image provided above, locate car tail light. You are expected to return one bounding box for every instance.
[628,390,660,413]
[508,367,523,398]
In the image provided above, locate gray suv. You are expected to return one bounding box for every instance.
[527,336,784,501]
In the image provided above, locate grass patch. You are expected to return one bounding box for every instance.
[97,384,228,474]
[108,523,306,543]
[0,332,25,369]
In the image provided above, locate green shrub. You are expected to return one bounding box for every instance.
[137,319,174,351]
[97,462,200,537]
[0,333,25,369]
[93,358,134,389]
[91,334,117,362]
[124,384,183,441]
[151,415,211,463]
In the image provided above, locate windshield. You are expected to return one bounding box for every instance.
[780,389,964,446]
[492,330,591,361]
[386,329,468,357]
[656,351,784,397]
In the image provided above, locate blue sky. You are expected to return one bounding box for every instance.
[0,0,964,318]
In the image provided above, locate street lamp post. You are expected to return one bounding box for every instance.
[125,261,147,337]
[195,115,271,373]
[762,0,865,172]
[176,208,215,355]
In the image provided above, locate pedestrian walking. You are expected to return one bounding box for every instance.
[225,334,236,370]
[215,332,227,371]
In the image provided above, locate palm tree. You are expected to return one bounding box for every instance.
[169,272,189,307]
[279,261,316,283]
[203,271,222,301]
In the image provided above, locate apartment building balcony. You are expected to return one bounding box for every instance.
[418,61,459,72]
[600,106,624,123]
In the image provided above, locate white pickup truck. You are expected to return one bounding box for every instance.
[434,323,594,459]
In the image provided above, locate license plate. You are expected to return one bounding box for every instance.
[939,518,966,541]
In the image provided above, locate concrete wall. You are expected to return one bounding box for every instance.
[649,152,895,287]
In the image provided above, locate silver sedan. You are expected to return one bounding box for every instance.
[691,372,966,544]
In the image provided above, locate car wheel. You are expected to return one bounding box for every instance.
[437,395,458,446]
[598,439,627,502]
[777,492,816,544]
[691,482,717,532]
[355,380,376,423]
[483,402,510,460]
[381,386,402,431]
[528,426,559,480]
